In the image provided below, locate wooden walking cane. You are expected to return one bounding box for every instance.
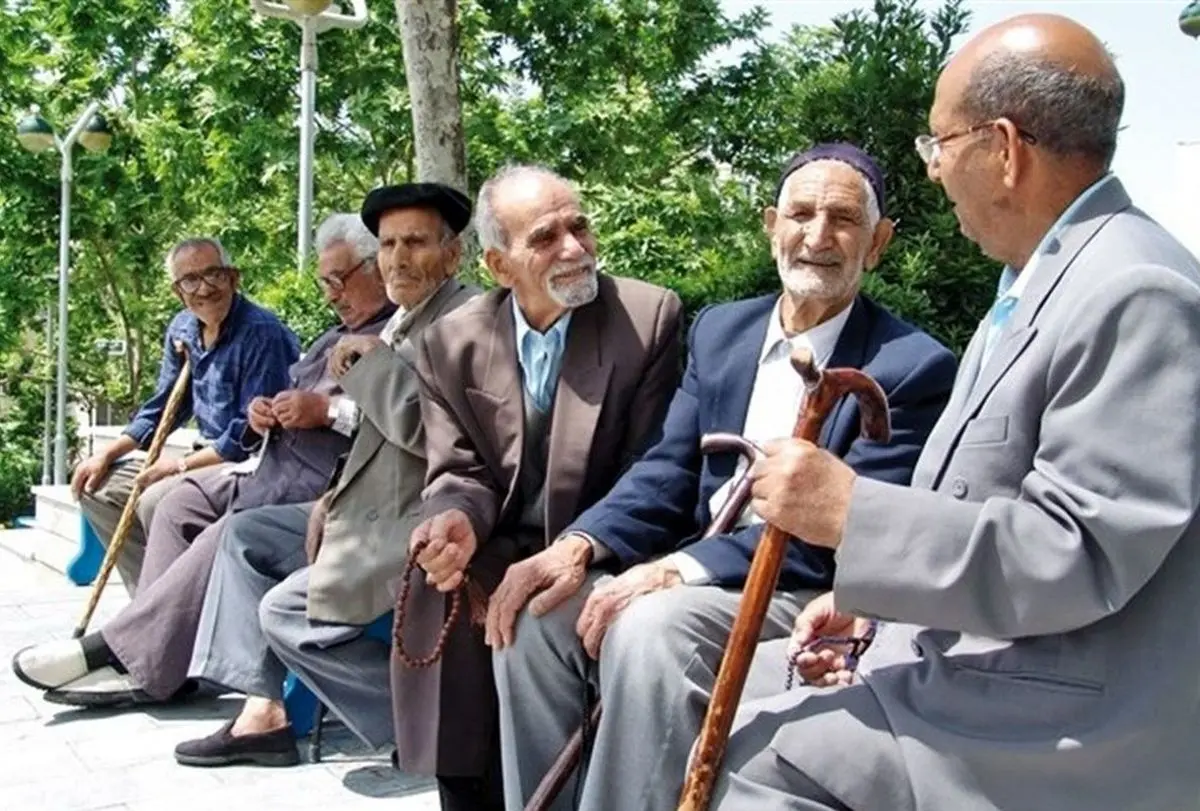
[523,434,786,811]
[676,345,891,811]
[71,341,192,639]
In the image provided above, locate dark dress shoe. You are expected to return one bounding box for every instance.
[174,719,300,768]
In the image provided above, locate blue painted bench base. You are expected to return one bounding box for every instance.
[283,612,393,738]
[67,516,105,587]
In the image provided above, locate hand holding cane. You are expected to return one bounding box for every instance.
[522,434,777,811]
[71,341,192,639]
[676,346,891,811]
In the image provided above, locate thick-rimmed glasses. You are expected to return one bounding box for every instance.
[317,258,369,293]
[915,119,1038,165]
[173,265,234,295]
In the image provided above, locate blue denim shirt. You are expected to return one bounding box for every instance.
[123,293,301,462]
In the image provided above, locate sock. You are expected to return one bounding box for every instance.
[80,632,127,674]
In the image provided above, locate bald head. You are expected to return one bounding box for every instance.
[939,14,1123,169]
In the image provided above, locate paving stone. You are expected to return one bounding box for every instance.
[0,547,439,810]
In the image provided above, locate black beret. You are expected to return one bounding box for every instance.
[360,182,472,237]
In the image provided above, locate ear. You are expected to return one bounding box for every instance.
[864,218,895,270]
[442,238,463,278]
[227,268,242,290]
[484,248,513,289]
[995,118,1026,190]
[763,206,778,237]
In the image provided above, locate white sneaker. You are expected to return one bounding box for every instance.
[11,640,88,690]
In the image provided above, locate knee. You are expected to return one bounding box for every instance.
[219,508,270,559]
[604,587,715,668]
[493,600,580,674]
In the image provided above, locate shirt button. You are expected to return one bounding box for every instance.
[366,509,379,521]
[950,478,969,499]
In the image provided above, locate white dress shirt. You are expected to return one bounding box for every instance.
[667,296,854,584]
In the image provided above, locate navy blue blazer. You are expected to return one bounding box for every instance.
[567,293,958,590]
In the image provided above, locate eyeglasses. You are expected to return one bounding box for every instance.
[173,265,234,295]
[915,119,1038,165]
[317,258,369,293]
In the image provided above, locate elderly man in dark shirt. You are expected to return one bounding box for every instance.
[12,214,394,707]
[73,236,301,594]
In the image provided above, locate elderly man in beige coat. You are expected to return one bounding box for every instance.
[174,182,479,768]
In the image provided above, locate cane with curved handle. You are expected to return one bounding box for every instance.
[676,346,891,811]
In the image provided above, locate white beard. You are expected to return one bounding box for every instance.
[546,261,599,309]
[777,262,862,300]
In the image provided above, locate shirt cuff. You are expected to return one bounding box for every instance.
[667,552,713,586]
[331,396,360,437]
[563,531,614,564]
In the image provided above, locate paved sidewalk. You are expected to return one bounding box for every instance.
[0,546,439,811]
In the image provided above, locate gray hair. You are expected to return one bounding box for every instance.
[475,164,575,253]
[775,168,881,229]
[315,212,379,266]
[164,237,232,276]
[959,50,1125,169]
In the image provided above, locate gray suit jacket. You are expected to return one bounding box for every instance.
[767,177,1200,811]
[306,279,479,624]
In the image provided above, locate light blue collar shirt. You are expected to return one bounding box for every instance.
[980,173,1115,364]
[513,296,573,414]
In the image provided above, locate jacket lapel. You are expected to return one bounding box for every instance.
[545,294,612,540]
[478,291,525,518]
[932,177,1131,486]
[713,297,773,434]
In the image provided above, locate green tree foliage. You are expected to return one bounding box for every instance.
[0,0,995,520]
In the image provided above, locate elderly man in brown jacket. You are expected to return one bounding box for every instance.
[393,165,683,811]
[172,183,479,769]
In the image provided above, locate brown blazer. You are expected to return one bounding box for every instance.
[307,279,479,624]
[391,273,683,776]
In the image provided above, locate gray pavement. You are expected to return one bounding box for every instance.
[0,544,439,811]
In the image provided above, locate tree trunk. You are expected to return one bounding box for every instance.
[394,0,468,191]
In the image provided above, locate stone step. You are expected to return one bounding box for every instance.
[32,484,82,545]
[0,527,81,578]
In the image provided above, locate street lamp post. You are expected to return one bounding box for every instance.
[17,102,114,485]
[250,0,369,272]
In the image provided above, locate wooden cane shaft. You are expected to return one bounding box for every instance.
[677,523,791,811]
[72,352,192,638]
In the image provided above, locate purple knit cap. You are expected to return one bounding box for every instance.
[774,142,887,218]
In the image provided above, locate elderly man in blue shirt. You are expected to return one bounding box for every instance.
[70,236,300,594]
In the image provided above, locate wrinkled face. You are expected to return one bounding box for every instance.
[170,243,239,326]
[486,175,599,325]
[377,207,460,309]
[764,161,884,303]
[317,241,388,329]
[925,65,1009,259]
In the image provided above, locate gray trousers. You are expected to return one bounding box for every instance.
[709,638,911,811]
[189,503,394,748]
[100,465,239,700]
[492,574,810,811]
[79,457,186,594]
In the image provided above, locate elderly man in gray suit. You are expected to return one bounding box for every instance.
[710,13,1200,811]
[173,183,478,769]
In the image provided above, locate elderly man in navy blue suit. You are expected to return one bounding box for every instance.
[487,143,958,811]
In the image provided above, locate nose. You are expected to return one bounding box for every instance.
[803,213,835,251]
[559,232,586,261]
